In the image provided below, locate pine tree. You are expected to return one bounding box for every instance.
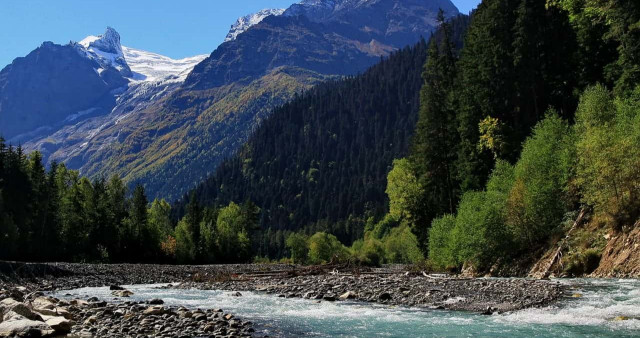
[409,11,460,252]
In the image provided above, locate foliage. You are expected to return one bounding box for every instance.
[574,85,640,227]
[506,113,574,247]
[409,12,461,254]
[382,224,424,264]
[307,232,350,264]
[350,237,386,266]
[386,159,423,223]
[285,233,309,264]
[428,214,457,269]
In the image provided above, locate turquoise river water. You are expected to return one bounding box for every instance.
[53,278,640,337]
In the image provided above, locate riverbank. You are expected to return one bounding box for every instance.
[0,262,566,337]
[173,269,564,313]
[1,262,565,313]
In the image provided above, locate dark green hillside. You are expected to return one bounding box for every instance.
[174,15,470,256]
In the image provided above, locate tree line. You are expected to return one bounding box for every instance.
[376,0,640,273]
[0,140,259,263]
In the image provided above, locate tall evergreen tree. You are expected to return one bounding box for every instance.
[409,11,461,252]
[455,0,577,192]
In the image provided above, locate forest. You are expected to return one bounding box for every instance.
[1,0,638,272]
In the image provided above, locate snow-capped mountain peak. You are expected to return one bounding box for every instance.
[224,8,285,42]
[77,27,131,76]
[76,27,206,84]
[122,47,207,83]
[79,26,123,55]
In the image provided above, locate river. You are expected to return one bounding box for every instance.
[52,278,640,337]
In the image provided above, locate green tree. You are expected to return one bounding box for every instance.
[410,11,461,253]
[175,219,196,263]
[216,202,252,262]
[506,113,574,247]
[148,199,173,240]
[0,191,18,258]
[428,214,457,269]
[574,85,640,227]
[307,232,349,264]
[285,232,309,263]
[385,159,424,243]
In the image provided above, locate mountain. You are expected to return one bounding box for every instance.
[0,28,206,168]
[78,0,460,200]
[4,0,459,201]
[225,8,286,42]
[174,14,471,258]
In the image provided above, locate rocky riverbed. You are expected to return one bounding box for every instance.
[174,271,565,314]
[0,262,567,337]
[0,284,255,337]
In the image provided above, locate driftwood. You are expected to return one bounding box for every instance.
[541,208,587,279]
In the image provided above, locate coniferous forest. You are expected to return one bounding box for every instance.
[1,0,639,274]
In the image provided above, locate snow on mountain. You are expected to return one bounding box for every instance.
[78,27,131,76]
[224,8,285,42]
[77,27,206,84]
[122,47,207,83]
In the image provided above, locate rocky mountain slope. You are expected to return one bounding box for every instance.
[3,28,207,169]
[84,0,459,200]
[3,0,459,200]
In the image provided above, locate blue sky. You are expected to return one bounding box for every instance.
[0,0,480,68]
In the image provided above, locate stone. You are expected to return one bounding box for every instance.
[109,285,125,291]
[0,315,54,337]
[2,303,42,322]
[42,315,74,334]
[147,298,164,305]
[84,315,97,325]
[339,291,356,300]
[33,306,72,319]
[112,290,134,297]
[223,314,234,320]
[143,306,165,315]
[231,292,242,297]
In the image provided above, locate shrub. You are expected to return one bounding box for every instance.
[351,237,386,266]
[428,214,456,269]
[383,224,424,264]
[451,190,511,271]
[575,85,640,227]
[506,113,574,247]
[308,232,350,264]
[285,233,309,264]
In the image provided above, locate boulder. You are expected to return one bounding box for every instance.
[147,298,164,305]
[83,315,97,325]
[109,285,125,291]
[0,314,53,337]
[33,306,72,319]
[30,297,57,309]
[231,292,242,297]
[41,315,74,335]
[339,291,357,300]
[2,302,42,322]
[112,290,134,297]
[143,306,164,315]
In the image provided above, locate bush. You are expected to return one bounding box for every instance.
[428,214,456,269]
[308,232,350,264]
[575,85,640,227]
[450,190,511,271]
[383,224,424,264]
[285,233,309,264]
[563,248,602,276]
[351,237,386,266]
[506,113,574,247]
